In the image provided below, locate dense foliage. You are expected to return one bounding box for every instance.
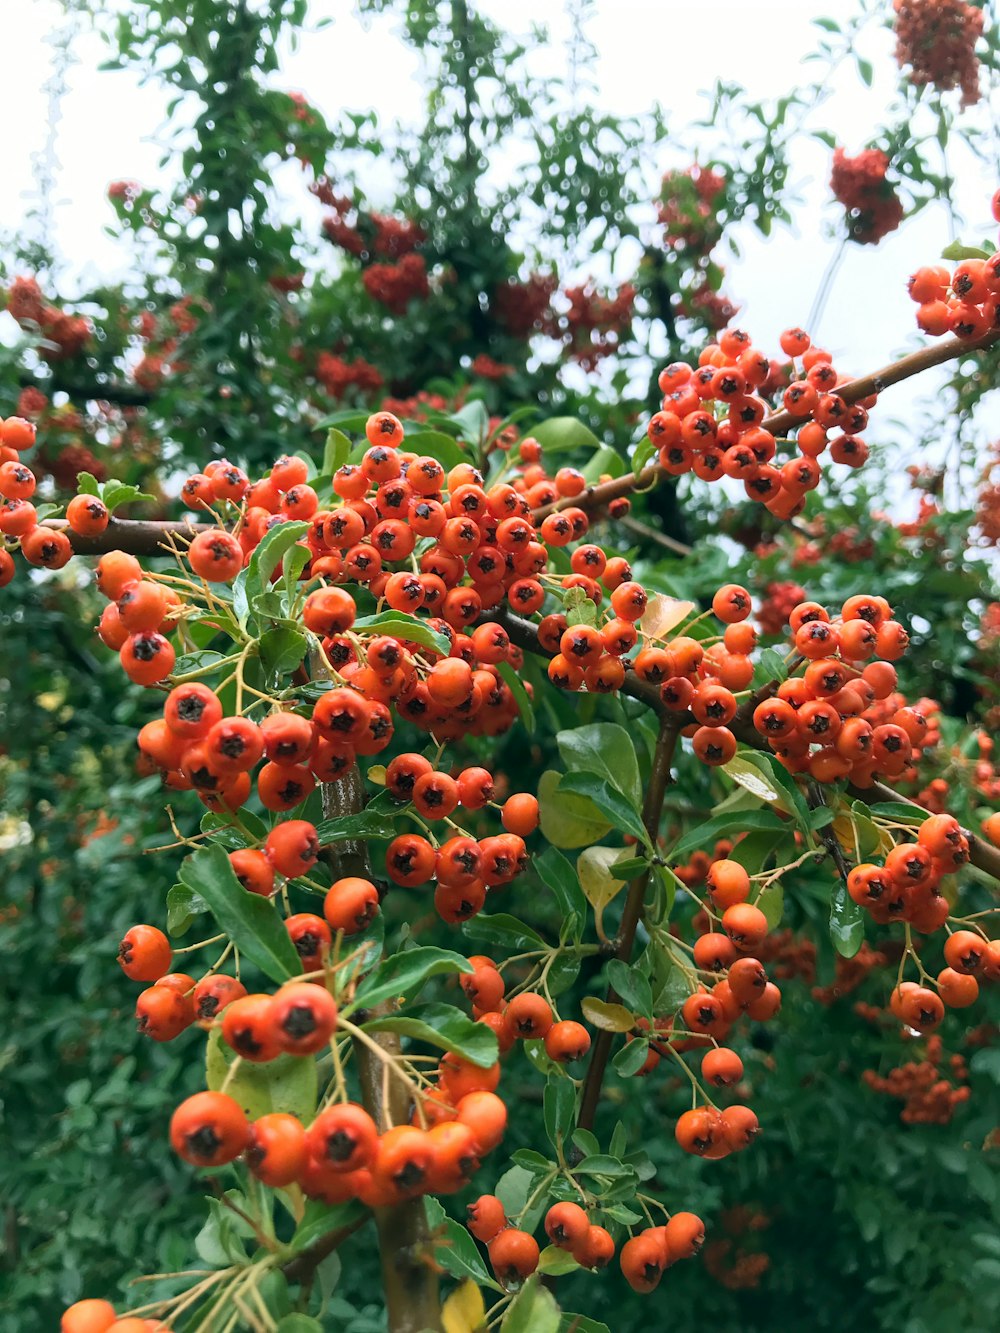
[2,4,999,1333]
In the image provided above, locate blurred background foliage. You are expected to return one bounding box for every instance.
[1,1,999,1330]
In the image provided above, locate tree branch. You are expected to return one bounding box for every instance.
[314,655,442,1333]
[577,716,679,1132]
[42,516,209,556]
[532,331,998,521]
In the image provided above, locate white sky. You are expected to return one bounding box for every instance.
[2,0,997,454]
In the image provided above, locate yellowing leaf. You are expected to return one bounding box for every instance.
[581,996,636,1032]
[640,595,696,641]
[442,1279,486,1333]
[577,845,629,913]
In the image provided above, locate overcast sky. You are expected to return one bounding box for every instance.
[2,0,997,458]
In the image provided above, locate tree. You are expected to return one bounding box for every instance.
[3,3,1000,1332]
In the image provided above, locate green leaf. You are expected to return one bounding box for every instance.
[755,880,784,930]
[322,427,352,476]
[313,805,397,847]
[538,770,612,848]
[830,880,865,958]
[534,845,587,922]
[557,773,649,847]
[206,1029,317,1122]
[941,241,990,261]
[866,801,925,826]
[580,444,624,484]
[101,481,155,512]
[76,471,101,497]
[670,809,786,861]
[538,1245,581,1276]
[630,434,656,478]
[462,913,548,953]
[401,429,469,471]
[259,627,308,677]
[726,750,810,830]
[497,660,535,731]
[502,1276,561,1333]
[352,611,452,657]
[363,1003,498,1067]
[290,1200,365,1255]
[606,960,653,1018]
[445,399,491,447]
[543,1076,576,1149]
[276,1317,324,1333]
[559,1316,610,1333]
[426,1197,501,1289]
[166,881,207,937]
[246,521,310,610]
[352,947,472,1010]
[613,1038,651,1078]
[179,843,300,983]
[856,57,873,87]
[556,723,642,807]
[531,417,602,454]
[757,647,789,683]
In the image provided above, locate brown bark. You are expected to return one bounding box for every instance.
[577,717,679,1132]
[320,718,442,1333]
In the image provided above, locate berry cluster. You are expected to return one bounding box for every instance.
[3,274,91,360]
[830,147,904,245]
[893,0,983,107]
[885,926,1000,1034]
[647,325,875,520]
[863,1034,971,1125]
[908,249,1000,343]
[467,1194,705,1294]
[361,253,431,314]
[118,923,509,1207]
[751,595,919,786]
[315,350,385,400]
[384,762,538,922]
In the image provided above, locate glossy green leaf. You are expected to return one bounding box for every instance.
[503,1275,561,1333]
[290,1200,366,1255]
[322,427,352,476]
[670,808,785,861]
[830,880,865,958]
[426,1196,501,1289]
[543,1075,576,1149]
[497,660,535,731]
[556,723,641,807]
[534,845,587,922]
[530,416,602,454]
[245,520,310,610]
[557,772,649,846]
[462,913,548,953]
[179,843,300,983]
[580,997,635,1032]
[352,611,452,657]
[352,946,473,1010]
[259,626,308,677]
[606,959,653,1017]
[402,429,469,471]
[362,1003,498,1067]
